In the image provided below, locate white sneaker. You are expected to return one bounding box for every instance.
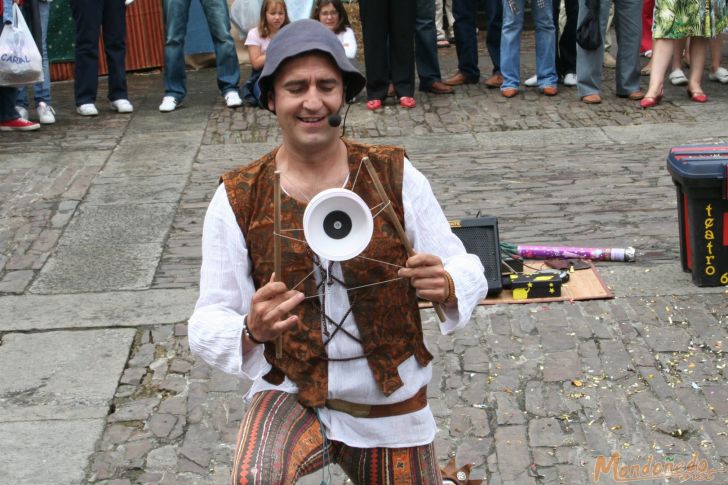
[224,91,243,108]
[110,99,134,113]
[524,75,538,87]
[15,105,29,120]
[708,66,728,83]
[36,102,56,124]
[669,69,688,86]
[76,103,99,116]
[563,73,577,86]
[603,52,617,68]
[159,96,180,112]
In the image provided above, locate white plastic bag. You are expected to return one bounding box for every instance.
[230,0,263,39]
[0,4,43,86]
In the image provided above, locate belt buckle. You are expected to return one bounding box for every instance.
[326,399,372,418]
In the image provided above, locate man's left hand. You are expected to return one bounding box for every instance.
[398,253,449,303]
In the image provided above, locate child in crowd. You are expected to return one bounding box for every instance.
[312,0,357,59]
[241,0,289,107]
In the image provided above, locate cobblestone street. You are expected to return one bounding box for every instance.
[1,32,728,485]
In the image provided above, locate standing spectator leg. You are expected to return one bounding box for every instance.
[559,0,578,77]
[416,0,446,91]
[483,0,503,75]
[613,0,642,95]
[576,0,610,97]
[359,0,389,100]
[17,1,52,113]
[201,0,241,96]
[533,0,558,89]
[162,0,192,102]
[0,86,20,122]
[389,0,417,97]
[70,0,103,105]
[451,0,480,81]
[101,0,128,103]
[435,0,447,42]
[709,35,728,82]
[499,0,526,90]
[640,0,654,54]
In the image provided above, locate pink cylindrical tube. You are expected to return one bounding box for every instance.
[517,245,635,262]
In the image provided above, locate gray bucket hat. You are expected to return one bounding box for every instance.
[256,19,366,109]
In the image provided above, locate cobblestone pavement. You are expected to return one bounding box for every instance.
[2,32,728,485]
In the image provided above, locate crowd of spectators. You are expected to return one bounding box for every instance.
[2,0,728,130]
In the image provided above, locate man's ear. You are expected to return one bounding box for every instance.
[267,90,275,112]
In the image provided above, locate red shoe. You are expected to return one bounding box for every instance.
[639,90,663,108]
[398,96,416,108]
[0,118,40,131]
[366,99,383,111]
[687,89,707,103]
[639,96,660,108]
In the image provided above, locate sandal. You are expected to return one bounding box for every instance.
[366,99,382,111]
[640,66,651,76]
[398,96,417,108]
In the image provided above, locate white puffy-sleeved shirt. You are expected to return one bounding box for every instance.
[188,157,487,448]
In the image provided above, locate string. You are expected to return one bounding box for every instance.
[280,168,350,204]
[291,268,317,292]
[300,276,404,301]
[350,156,366,191]
[273,231,307,245]
[273,231,404,270]
[371,201,390,220]
[356,254,403,268]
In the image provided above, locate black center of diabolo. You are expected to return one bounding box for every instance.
[323,210,352,239]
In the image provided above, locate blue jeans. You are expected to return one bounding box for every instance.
[500,0,557,89]
[162,0,240,101]
[17,0,51,107]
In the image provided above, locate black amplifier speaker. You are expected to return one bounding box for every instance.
[449,216,503,295]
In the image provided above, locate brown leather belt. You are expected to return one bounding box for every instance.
[324,386,428,418]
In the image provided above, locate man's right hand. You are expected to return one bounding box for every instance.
[247,273,304,343]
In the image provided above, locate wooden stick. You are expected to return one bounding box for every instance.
[273,171,283,359]
[362,157,447,322]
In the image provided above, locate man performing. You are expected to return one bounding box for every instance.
[188,19,487,484]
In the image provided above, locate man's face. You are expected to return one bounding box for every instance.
[268,53,344,153]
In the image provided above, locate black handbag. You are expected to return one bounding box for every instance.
[576,0,602,50]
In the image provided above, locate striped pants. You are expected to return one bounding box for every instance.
[232,391,443,484]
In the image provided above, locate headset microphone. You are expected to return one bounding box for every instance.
[327,113,342,127]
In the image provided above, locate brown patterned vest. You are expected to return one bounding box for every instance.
[221,139,433,408]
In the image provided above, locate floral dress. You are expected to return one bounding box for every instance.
[652,0,728,38]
